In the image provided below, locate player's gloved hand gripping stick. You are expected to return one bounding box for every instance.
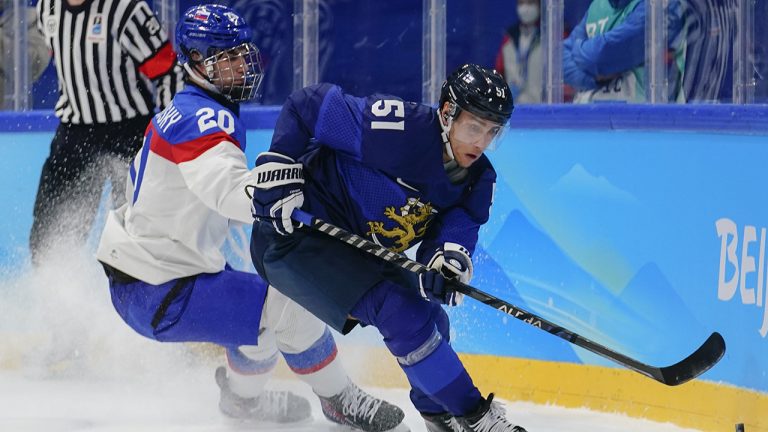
[419,242,474,306]
[291,208,726,386]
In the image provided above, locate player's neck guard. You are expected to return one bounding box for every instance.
[444,159,468,184]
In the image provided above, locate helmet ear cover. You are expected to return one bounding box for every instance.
[441,101,458,122]
[183,49,205,68]
[189,49,203,60]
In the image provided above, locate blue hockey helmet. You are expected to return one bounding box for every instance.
[175,4,263,101]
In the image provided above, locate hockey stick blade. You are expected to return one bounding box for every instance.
[291,209,726,386]
[446,279,725,386]
[653,331,725,386]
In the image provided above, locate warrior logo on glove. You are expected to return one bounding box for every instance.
[251,152,305,235]
[254,166,303,184]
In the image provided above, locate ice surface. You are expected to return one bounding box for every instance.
[0,247,700,432]
[0,369,702,432]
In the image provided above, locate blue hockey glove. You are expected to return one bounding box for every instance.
[419,242,474,306]
[418,269,462,306]
[250,152,305,235]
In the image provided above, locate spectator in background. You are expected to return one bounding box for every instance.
[563,0,685,103]
[30,0,184,265]
[0,6,49,107]
[495,0,543,103]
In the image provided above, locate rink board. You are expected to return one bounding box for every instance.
[348,347,768,432]
[1,105,768,431]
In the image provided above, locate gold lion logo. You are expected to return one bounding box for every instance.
[366,198,435,252]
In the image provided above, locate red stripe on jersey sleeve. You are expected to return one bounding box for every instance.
[150,128,242,164]
[147,124,173,161]
[138,42,177,80]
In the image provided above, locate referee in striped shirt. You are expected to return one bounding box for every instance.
[30,0,183,265]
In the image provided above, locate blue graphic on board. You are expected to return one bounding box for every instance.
[475,128,768,392]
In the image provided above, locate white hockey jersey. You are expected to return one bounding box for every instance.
[96,85,255,285]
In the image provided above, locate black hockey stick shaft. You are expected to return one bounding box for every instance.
[291,209,725,386]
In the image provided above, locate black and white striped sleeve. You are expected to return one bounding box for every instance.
[119,0,182,108]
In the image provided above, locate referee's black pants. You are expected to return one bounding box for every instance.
[29,115,152,266]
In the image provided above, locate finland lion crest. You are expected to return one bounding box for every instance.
[366,198,436,252]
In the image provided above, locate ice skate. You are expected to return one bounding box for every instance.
[422,411,466,432]
[318,380,405,431]
[457,393,527,432]
[215,366,311,423]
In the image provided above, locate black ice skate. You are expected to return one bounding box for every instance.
[215,366,311,423]
[318,380,405,431]
[422,411,466,432]
[457,394,527,432]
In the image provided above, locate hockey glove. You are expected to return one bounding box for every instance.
[251,152,305,235]
[418,270,460,306]
[419,242,474,306]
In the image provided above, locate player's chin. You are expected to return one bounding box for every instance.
[458,153,478,167]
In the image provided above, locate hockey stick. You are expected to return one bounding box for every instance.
[291,208,725,386]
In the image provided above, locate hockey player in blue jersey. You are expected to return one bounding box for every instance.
[96,5,404,431]
[249,64,526,432]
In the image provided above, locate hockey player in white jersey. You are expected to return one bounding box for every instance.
[96,5,404,431]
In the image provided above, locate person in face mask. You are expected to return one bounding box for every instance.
[494,0,543,103]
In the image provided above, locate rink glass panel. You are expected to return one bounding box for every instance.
[14,0,768,108]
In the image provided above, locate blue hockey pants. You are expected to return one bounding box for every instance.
[350,279,482,416]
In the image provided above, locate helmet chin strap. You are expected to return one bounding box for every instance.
[439,105,456,161]
[439,104,468,184]
[184,63,222,96]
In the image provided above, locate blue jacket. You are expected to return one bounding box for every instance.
[564,0,644,89]
[564,0,684,91]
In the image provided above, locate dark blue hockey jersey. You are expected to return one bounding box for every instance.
[269,83,496,263]
[270,84,496,262]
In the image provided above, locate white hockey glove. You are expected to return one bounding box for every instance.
[419,242,473,306]
[250,152,304,235]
